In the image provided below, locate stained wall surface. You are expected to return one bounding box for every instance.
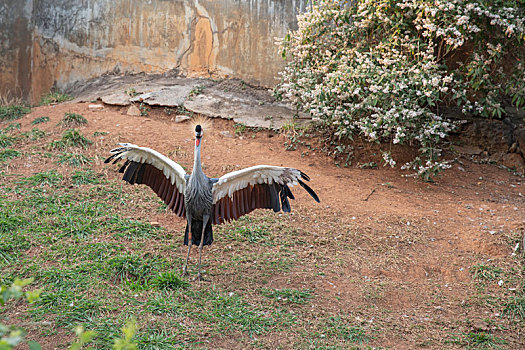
[0,0,309,103]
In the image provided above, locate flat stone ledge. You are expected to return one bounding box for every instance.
[69,73,310,129]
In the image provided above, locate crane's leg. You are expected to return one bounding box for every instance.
[196,214,210,281]
[182,216,192,276]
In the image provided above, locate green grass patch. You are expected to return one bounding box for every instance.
[32,116,50,125]
[470,264,503,281]
[0,132,16,148]
[19,171,63,186]
[0,149,20,162]
[71,170,101,185]
[503,296,525,319]
[0,105,31,121]
[150,271,189,290]
[188,287,296,336]
[61,112,87,127]
[447,331,507,349]
[58,152,93,167]
[40,91,71,105]
[48,129,92,150]
[322,316,369,345]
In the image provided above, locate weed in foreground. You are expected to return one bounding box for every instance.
[261,288,314,304]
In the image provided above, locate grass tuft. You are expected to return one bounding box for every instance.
[0,149,21,163]
[151,271,189,290]
[19,171,63,186]
[0,105,31,121]
[58,152,93,167]
[71,170,101,185]
[470,264,503,281]
[21,128,46,141]
[32,116,50,125]
[48,129,92,150]
[503,296,525,319]
[61,112,87,127]
[323,316,369,344]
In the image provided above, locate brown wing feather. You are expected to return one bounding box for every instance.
[117,160,185,217]
[210,183,271,225]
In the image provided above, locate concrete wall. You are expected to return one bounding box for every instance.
[0,0,309,103]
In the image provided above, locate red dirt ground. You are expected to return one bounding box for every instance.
[6,101,525,348]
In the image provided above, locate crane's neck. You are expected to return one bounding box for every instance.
[192,139,205,178]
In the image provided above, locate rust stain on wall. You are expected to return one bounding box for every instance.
[0,0,308,103]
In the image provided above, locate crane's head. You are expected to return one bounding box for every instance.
[195,125,203,147]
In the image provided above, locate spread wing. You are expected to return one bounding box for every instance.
[211,165,320,225]
[105,143,187,217]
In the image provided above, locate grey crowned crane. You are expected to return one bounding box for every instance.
[105,124,320,280]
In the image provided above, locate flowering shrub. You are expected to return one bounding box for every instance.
[276,0,525,179]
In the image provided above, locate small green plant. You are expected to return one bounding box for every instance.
[58,152,93,167]
[139,103,149,117]
[40,91,71,105]
[69,320,138,350]
[32,116,50,125]
[125,88,139,97]
[0,105,31,121]
[69,326,96,350]
[188,85,204,100]
[0,149,20,163]
[48,129,92,150]
[234,123,246,135]
[61,112,87,127]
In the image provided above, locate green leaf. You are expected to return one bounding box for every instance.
[28,340,42,350]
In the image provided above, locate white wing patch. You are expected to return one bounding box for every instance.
[212,165,301,203]
[111,143,187,194]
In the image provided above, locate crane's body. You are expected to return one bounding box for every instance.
[105,124,320,280]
